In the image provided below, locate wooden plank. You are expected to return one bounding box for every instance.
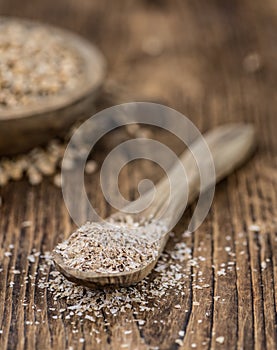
[0,0,276,349]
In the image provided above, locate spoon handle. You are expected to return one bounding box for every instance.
[136,124,256,228]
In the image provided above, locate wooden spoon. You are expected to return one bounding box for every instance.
[52,124,256,288]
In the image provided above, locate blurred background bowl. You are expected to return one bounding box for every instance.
[0,17,106,156]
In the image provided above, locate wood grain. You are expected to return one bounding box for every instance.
[0,0,276,349]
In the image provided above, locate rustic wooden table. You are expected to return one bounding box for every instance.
[0,1,276,349]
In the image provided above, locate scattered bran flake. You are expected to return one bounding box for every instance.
[84,315,95,322]
[33,224,216,339]
[217,269,226,276]
[175,339,184,346]
[249,224,261,232]
[27,254,36,263]
[216,336,225,344]
[21,221,32,228]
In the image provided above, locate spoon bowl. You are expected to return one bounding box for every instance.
[52,242,166,288]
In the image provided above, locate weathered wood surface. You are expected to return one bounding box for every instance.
[0,0,276,349]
